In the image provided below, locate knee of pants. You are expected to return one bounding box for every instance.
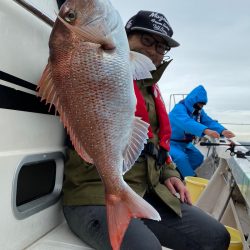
[200,221,231,250]
[212,224,231,250]
[121,237,162,250]
[121,219,162,250]
[174,155,195,177]
[190,153,204,169]
[198,154,204,164]
[171,149,189,166]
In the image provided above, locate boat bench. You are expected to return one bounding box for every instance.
[26,221,171,250]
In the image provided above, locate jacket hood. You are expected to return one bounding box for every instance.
[184,85,208,113]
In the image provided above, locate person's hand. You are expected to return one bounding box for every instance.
[222,130,235,138]
[164,177,192,205]
[204,129,220,139]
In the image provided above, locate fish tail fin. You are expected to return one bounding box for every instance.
[106,184,160,250]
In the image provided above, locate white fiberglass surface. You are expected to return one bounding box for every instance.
[19,0,58,21]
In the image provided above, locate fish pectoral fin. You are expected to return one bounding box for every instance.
[106,184,161,250]
[57,15,115,50]
[129,51,156,80]
[122,117,149,173]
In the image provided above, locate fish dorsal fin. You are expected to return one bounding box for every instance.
[129,51,156,80]
[37,62,94,164]
[37,61,58,112]
[122,117,149,173]
[57,15,115,50]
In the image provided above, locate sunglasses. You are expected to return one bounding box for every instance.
[140,33,170,55]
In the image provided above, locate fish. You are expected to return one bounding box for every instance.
[37,0,160,249]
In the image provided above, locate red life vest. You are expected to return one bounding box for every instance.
[133,80,171,153]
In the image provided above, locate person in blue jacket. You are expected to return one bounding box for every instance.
[169,85,235,178]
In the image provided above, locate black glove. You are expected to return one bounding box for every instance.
[157,147,168,166]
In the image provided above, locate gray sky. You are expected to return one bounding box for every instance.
[110,0,250,140]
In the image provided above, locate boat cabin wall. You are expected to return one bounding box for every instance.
[0,1,66,249]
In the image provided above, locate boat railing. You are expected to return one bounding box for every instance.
[168,93,187,111]
[13,0,55,26]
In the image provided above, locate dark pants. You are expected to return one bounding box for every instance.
[63,194,230,250]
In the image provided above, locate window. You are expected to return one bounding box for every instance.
[12,152,64,219]
[16,160,56,206]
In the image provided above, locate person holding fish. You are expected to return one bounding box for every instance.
[40,1,230,250]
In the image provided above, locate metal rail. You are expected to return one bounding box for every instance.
[13,0,55,27]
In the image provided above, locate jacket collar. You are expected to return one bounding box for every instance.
[140,59,172,87]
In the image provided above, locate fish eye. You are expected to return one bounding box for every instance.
[65,10,76,23]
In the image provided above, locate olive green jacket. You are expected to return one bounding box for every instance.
[63,60,182,216]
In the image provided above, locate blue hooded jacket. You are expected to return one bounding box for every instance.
[169,85,225,140]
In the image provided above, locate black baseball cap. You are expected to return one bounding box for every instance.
[125,10,180,48]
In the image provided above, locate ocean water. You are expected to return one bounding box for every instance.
[209,110,250,143]
[166,99,250,142]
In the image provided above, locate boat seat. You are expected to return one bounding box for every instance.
[26,221,172,250]
[26,221,93,250]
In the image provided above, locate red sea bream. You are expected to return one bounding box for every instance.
[37,0,160,249]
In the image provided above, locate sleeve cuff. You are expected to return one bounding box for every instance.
[160,163,181,183]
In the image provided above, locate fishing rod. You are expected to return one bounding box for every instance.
[200,141,250,157]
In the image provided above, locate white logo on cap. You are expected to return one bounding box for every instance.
[153,24,168,35]
[149,12,171,28]
[126,20,133,29]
